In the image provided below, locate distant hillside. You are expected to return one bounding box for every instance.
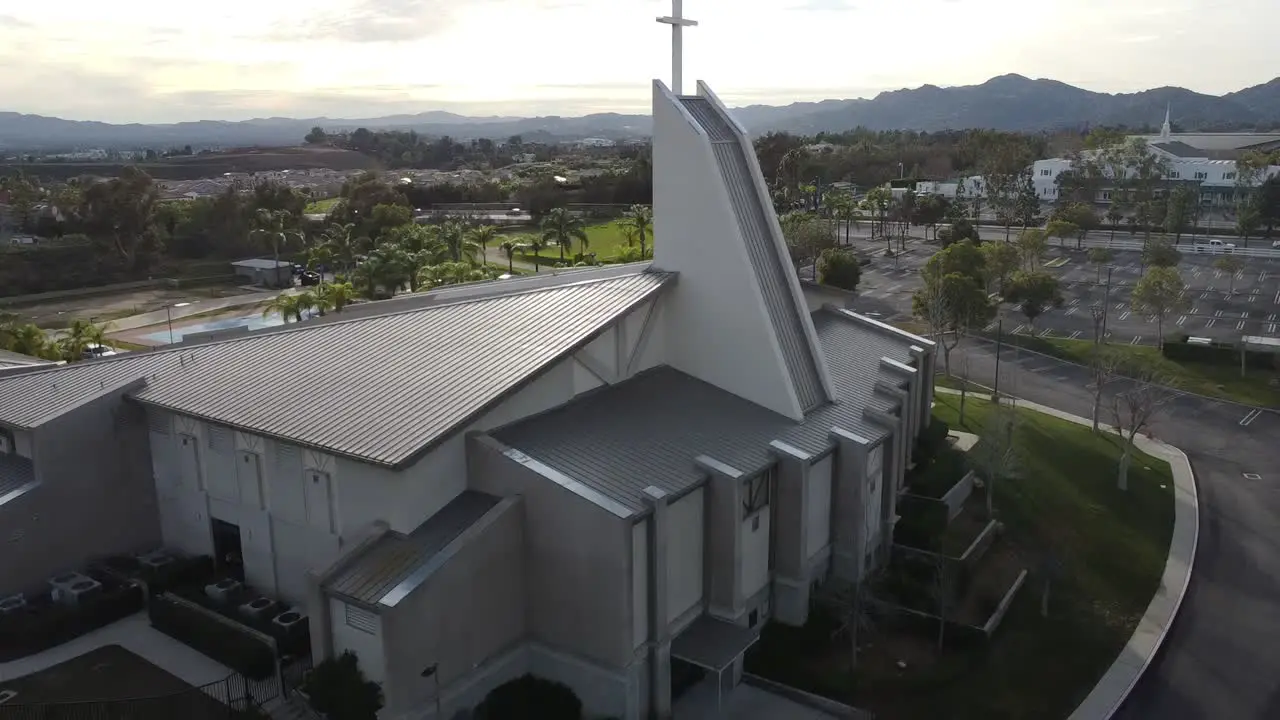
[3,75,1278,151]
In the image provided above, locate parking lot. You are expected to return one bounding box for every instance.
[847,238,1280,347]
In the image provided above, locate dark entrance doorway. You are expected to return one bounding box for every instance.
[211,518,244,582]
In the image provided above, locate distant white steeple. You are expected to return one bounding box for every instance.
[1160,104,1172,142]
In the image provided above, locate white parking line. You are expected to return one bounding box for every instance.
[1240,409,1263,426]
[1068,298,1081,306]
[1130,335,1142,345]
[1069,330,1082,339]
[1119,311,1131,320]
[1200,290,1212,299]
[1237,320,1247,330]
[1013,324,1026,334]
[1260,272,1269,283]
[1115,303,1126,310]
[1214,270,1223,279]
[984,321,997,331]
[1275,290,1280,305]
[1177,315,1188,326]
[888,284,902,293]
[1039,328,1055,338]
[1208,310,1223,328]
[1065,307,1077,316]
[1250,291,1259,303]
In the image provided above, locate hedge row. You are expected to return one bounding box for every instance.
[0,582,144,662]
[149,592,277,680]
[1162,336,1278,370]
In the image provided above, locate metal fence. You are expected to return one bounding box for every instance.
[0,671,272,720]
[1083,237,1280,259]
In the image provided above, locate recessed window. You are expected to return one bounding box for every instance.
[1224,172,1237,181]
[1168,171,1181,179]
[1194,171,1208,180]
[742,469,772,519]
[748,610,759,628]
[1040,169,1051,176]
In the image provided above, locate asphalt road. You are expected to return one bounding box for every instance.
[947,339,1280,720]
[845,238,1280,346]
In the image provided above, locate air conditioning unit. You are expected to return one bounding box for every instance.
[272,609,308,632]
[48,573,103,607]
[0,594,26,614]
[238,596,277,621]
[135,549,176,571]
[204,578,243,603]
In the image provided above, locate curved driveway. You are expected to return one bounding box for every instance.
[950,339,1280,720]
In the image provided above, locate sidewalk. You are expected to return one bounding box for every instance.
[0,612,232,687]
[934,386,1199,720]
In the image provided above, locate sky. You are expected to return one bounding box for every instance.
[1,0,1277,124]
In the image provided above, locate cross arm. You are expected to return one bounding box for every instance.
[657,16,699,26]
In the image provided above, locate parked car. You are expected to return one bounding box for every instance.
[81,343,118,360]
[299,271,321,286]
[291,264,305,276]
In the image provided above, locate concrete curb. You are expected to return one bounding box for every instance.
[933,386,1199,720]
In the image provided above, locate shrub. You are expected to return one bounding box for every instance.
[912,419,951,465]
[0,581,144,661]
[816,248,861,291]
[895,497,949,551]
[302,651,384,720]
[475,674,583,720]
[148,592,276,680]
[907,447,969,498]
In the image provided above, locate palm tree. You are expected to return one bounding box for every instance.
[320,222,365,274]
[251,209,304,282]
[5,323,54,359]
[262,293,305,323]
[619,205,653,258]
[417,262,494,289]
[499,238,521,274]
[438,221,479,263]
[319,282,356,312]
[467,225,499,265]
[525,234,548,272]
[57,319,98,361]
[540,207,587,263]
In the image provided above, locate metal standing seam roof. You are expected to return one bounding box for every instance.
[0,271,672,468]
[493,309,917,516]
[325,490,500,607]
[0,453,37,505]
[0,349,54,369]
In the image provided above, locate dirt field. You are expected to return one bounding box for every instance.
[5,284,255,329]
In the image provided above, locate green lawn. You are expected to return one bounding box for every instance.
[516,221,641,265]
[747,393,1174,720]
[304,197,341,214]
[994,334,1280,407]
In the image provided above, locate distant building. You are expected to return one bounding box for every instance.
[231,258,293,288]
[1031,108,1280,207]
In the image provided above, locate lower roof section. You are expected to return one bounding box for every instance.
[325,490,500,608]
[494,309,919,517]
[672,615,760,673]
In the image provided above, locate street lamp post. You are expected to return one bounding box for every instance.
[166,302,191,345]
[993,316,1004,399]
[1100,266,1115,342]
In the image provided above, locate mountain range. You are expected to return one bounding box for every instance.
[3,74,1279,152]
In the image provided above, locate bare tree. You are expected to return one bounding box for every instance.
[970,402,1018,519]
[958,354,971,423]
[819,576,885,671]
[1109,366,1178,490]
[1087,304,1119,433]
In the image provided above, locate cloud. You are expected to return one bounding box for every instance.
[268,0,460,43]
[0,13,34,30]
[788,0,856,10]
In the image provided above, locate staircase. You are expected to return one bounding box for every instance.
[679,96,828,411]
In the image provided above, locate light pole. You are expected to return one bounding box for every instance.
[166,302,191,345]
[1100,265,1114,343]
[993,315,1004,399]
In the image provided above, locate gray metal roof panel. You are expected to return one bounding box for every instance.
[0,348,53,369]
[495,310,920,515]
[0,272,672,467]
[326,490,500,605]
[0,453,36,504]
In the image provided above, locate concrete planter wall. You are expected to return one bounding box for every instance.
[981,569,1028,637]
[940,471,976,521]
[959,520,1000,570]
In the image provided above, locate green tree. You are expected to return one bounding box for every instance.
[319,282,356,312]
[262,293,306,323]
[250,209,303,277]
[1050,202,1098,249]
[304,126,327,144]
[540,207,587,262]
[302,651,383,720]
[1214,255,1245,295]
[1236,198,1262,248]
[499,238,521,273]
[1130,266,1189,348]
[1105,205,1125,241]
[861,186,893,246]
[1044,219,1078,249]
[780,211,837,277]
[1088,247,1115,284]
[619,204,654,257]
[1142,240,1181,270]
[913,269,994,375]
[1015,228,1048,271]
[817,248,861,291]
[914,194,949,240]
[1004,271,1063,328]
[1016,169,1040,229]
[1163,185,1197,244]
[980,241,1020,294]
[467,224,499,264]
